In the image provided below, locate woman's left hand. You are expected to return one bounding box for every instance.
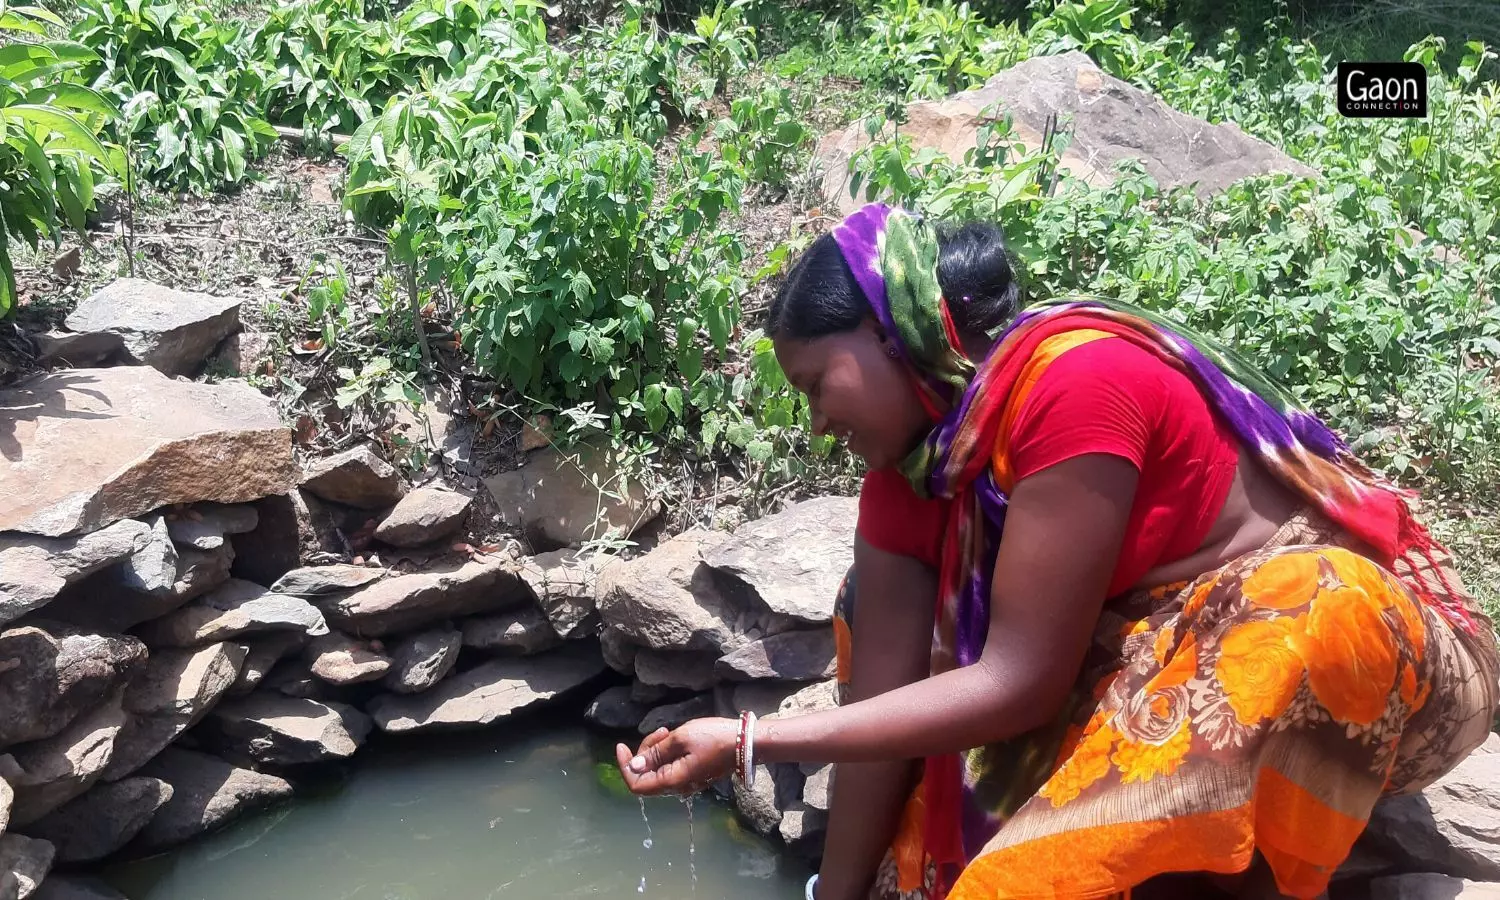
[616,717,740,795]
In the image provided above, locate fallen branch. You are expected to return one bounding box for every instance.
[273,124,352,148]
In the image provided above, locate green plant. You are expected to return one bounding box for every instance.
[690,0,756,96]
[72,0,276,193]
[0,3,120,315]
[715,84,812,196]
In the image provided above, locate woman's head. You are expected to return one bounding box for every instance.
[767,219,1020,470]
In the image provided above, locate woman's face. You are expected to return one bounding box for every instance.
[774,319,933,471]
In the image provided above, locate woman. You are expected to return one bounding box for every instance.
[615,204,1499,899]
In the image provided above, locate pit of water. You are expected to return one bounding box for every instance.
[103,715,811,899]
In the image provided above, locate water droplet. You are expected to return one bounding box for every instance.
[637,876,646,894]
[642,837,653,849]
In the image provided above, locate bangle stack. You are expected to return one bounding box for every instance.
[734,710,758,786]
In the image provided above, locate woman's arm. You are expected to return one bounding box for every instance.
[817,539,937,900]
[616,454,1137,786]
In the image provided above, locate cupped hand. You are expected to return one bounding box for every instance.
[615,717,740,796]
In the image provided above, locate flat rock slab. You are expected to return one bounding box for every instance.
[0,520,152,626]
[320,558,525,638]
[0,834,53,900]
[165,503,258,551]
[203,694,370,766]
[382,627,462,695]
[1366,750,1500,880]
[461,606,562,656]
[369,643,607,734]
[520,549,600,639]
[704,497,857,625]
[25,776,173,863]
[102,642,247,781]
[40,542,235,635]
[9,696,127,825]
[0,367,296,537]
[0,624,145,749]
[596,529,740,652]
[63,278,241,376]
[373,487,470,548]
[131,747,292,853]
[270,565,385,596]
[300,446,405,509]
[305,632,391,685]
[483,444,660,548]
[716,629,836,682]
[136,578,327,649]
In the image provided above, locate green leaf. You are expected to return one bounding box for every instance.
[2,105,109,161]
[664,385,684,418]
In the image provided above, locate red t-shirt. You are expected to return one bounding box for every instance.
[856,337,1239,596]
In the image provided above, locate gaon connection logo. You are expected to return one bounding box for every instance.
[1337,62,1428,118]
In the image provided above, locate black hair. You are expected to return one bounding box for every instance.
[764,220,1022,341]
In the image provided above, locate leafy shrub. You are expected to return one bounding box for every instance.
[0,4,120,315]
[72,0,276,193]
[715,84,813,196]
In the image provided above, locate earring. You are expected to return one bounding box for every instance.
[886,345,900,359]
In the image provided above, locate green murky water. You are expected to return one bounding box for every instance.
[104,718,810,899]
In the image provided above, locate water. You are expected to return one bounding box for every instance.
[104,720,810,899]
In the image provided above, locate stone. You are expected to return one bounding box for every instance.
[519,550,601,639]
[209,329,271,378]
[733,765,786,836]
[1370,874,1500,899]
[0,835,52,900]
[0,520,152,625]
[778,800,828,848]
[0,367,296,538]
[630,680,682,706]
[715,629,836,682]
[33,331,124,369]
[262,657,348,703]
[368,643,608,734]
[816,51,1319,216]
[801,764,832,811]
[596,530,741,652]
[1366,751,1500,880]
[227,494,304,587]
[0,624,145,749]
[382,627,461,694]
[0,757,12,833]
[638,694,714,735]
[135,579,328,649]
[130,748,292,852]
[704,497,857,625]
[270,565,386,596]
[8,695,126,825]
[25,776,173,863]
[31,876,127,900]
[584,686,647,731]
[118,515,176,595]
[1480,732,1500,754]
[599,626,638,675]
[483,444,660,549]
[385,384,475,478]
[62,279,240,376]
[102,642,247,781]
[634,648,719,692]
[300,446,405,509]
[229,632,308,696]
[165,503,258,551]
[305,632,392,685]
[462,606,562,656]
[320,558,525,638]
[39,543,235,635]
[203,695,370,766]
[372,488,470,548]
[730,679,838,721]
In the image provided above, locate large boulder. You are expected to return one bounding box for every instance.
[483,445,659,548]
[201,695,370,766]
[0,624,145,749]
[319,558,525,637]
[1366,751,1500,880]
[372,487,470,548]
[0,835,53,900]
[300,446,405,509]
[8,696,126,825]
[596,530,741,652]
[0,367,296,537]
[0,520,153,625]
[816,51,1318,216]
[704,497,856,625]
[62,279,240,375]
[134,579,327,649]
[101,642,247,781]
[382,627,462,695]
[24,776,173,863]
[462,606,562,656]
[519,550,601,639]
[716,629,837,682]
[130,748,292,853]
[368,643,607,734]
[305,632,392,685]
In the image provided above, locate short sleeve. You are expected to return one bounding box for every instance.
[857,468,947,569]
[1007,337,1164,481]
